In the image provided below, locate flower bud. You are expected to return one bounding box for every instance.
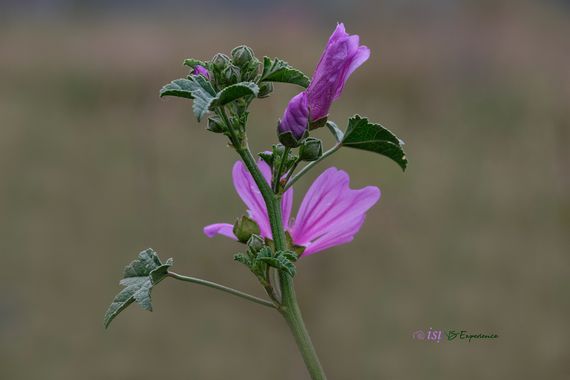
[231,45,255,67]
[306,23,370,122]
[247,234,265,253]
[277,92,309,147]
[258,82,273,98]
[222,65,241,85]
[211,53,231,72]
[299,137,323,161]
[233,215,260,243]
[207,115,225,133]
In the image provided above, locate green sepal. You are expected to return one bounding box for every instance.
[104,249,173,328]
[278,130,300,148]
[233,215,261,243]
[183,58,207,69]
[309,116,328,131]
[260,57,310,88]
[326,120,344,142]
[341,115,408,171]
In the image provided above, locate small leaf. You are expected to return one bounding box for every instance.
[160,76,216,121]
[342,115,407,171]
[211,82,259,107]
[257,250,297,277]
[326,120,344,142]
[260,57,310,88]
[104,249,173,328]
[189,76,216,121]
[159,79,196,99]
[234,253,253,268]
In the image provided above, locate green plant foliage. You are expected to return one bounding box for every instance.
[342,115,407,171]
[103,249,173,328]
[211,82,259,107]
[258,250,298,277]
[260,57,310,88]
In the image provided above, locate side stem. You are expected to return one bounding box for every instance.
[168,272,275,308]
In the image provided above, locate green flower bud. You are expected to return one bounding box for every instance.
[211,53,231,72]
[299,137,323,161]
[231,45,255,67]
[247,234,265,253]
[258,82,273,98]
[233,215,260,243]
[223,65,241,85]
[207,115,225,134]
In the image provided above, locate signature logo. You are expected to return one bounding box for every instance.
[413,328,498,343]
[412,328,442,343]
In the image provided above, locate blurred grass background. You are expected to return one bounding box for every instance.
[1,1,569,379]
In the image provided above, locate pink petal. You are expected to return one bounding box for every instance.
[281,186,294,230]
[334,45,370,99]
[233,161,272,238]
[232,160,294,238]
[203,223,237,240]
[291,167,380,255]
[302,215,365,255]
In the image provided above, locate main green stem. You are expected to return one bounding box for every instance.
[235,142,327,380]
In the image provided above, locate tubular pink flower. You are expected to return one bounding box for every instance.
[204,161,380,256]
[306,23,370,121]
[277,23,370,141]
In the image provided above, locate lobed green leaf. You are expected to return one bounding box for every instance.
[341,115,407,171]
[104,249,173,328]
[211,82,259,107]
[260,57,310,88]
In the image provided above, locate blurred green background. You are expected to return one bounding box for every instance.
[1,1,569,379]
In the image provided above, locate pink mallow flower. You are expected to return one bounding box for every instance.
[278,23,370,145]
[203,160,380,256]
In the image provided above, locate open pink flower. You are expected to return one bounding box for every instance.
[204,161,380,256]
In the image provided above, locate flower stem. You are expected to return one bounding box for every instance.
[235,143,327,380]
[167,272,276,308]
[284,143,341,191]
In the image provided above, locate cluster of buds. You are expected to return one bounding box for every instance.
[208,46,262,90]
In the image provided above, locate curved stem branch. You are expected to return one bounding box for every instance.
[168,272,276,309]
